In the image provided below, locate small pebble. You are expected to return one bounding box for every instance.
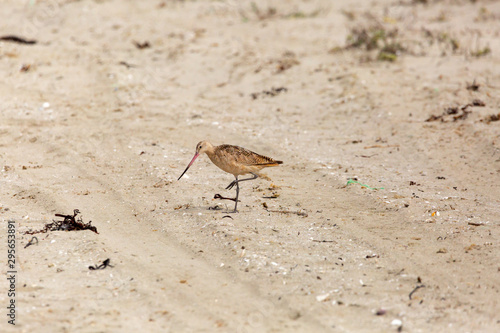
[391,319,402,326]
[316,293,330,302]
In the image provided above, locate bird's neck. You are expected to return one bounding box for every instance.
[204,144,216,159]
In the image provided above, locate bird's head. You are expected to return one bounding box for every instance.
[195,141,211,155]
[178,141,213,181]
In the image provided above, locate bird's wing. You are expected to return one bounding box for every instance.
[217,145,282,166]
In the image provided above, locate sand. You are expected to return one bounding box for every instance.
[1,0,499,332]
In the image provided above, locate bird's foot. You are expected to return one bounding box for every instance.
[214,194,239,202]
[226,181,237,190]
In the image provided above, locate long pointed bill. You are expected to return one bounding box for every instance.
[177,153,199,180]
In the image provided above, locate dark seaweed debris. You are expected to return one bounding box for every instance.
[425,99,485,122]
[481,113,500,124]
[24,236,38,248]
[251,87,288,100]
[24,209,98,235]
[0,35,37,44]
[89,258,113,270]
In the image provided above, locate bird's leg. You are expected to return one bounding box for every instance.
[225,173,258,190]
[231,180,240,213]
[226,173,258,213]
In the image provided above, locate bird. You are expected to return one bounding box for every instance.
[177,141,282,213]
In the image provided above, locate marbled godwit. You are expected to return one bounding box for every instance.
[178,141,282,213]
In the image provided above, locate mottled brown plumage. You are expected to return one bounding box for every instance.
[210,143,282,176]
[178,141,282,212]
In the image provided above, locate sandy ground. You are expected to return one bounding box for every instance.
[1,0,499,332]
